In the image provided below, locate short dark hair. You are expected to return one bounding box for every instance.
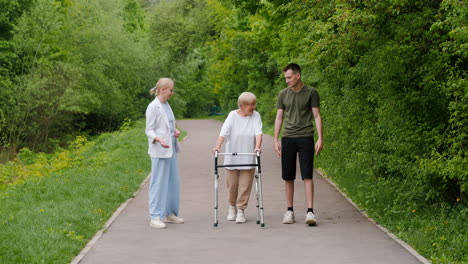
[282,63,301,73]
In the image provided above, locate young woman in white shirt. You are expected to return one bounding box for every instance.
[145,78,184,229]
[213,92,263,223]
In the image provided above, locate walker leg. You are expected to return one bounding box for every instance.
[257,172,265,228]
[214,172,219,227]
[255,172,260,225]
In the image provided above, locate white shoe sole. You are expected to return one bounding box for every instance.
[163,215,184,224]
[150,223,167,229]
[163,219,184,224]
[282,220,295,224]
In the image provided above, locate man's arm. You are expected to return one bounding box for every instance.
[312,107,323,155]
[274,109,284,158]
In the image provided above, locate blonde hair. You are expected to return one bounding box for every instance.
[150,78,174,96]
[238,92,256,108]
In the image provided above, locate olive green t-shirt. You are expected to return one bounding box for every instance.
[276,85,320,137]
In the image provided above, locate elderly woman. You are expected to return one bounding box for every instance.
[213,92,263,223]
[145,78,184,229]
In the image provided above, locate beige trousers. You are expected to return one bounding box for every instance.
[226,169,255,210]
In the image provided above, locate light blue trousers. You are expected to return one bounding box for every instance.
[149,150,180,220]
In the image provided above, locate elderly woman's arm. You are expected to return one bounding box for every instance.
[254,134,262,153]
[212,136,225,153]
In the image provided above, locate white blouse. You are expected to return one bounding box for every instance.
[220,110,262,170]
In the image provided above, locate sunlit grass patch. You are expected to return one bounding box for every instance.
[0,119,155,263]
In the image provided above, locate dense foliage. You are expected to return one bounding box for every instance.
[202,0,467,203]
[147,0,217,117]
[1,0,465,209]
[0,0,155,159]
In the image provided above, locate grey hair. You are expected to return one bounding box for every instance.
[238,92,256,108]
[150,78,174,96]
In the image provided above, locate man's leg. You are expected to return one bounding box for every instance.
[285,180,294,207]
[282,180,295,223]
[298,137,317,225]
[304,179,314,209]
[298,136,315,209]
[281,137,297,224]
[282,137,297,208]
[304,178,316,225]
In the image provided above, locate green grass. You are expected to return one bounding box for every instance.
[0,119,168,263]
[317,166,467,263]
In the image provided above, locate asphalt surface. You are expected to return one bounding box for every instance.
[77,119,424,264]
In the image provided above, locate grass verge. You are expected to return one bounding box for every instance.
[260,126,466,263]
[317,166,467,264]
[0,119,182,263]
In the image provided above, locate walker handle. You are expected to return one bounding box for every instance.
[216,152,260,156]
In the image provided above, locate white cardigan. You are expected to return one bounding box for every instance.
[145,98,180,158]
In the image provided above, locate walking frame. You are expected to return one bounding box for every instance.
[213,151,265,228]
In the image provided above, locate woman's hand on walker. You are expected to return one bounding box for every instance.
[254,147,262,154]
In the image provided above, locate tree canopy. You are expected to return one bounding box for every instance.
[0,0,466,202]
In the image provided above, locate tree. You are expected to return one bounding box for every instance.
[0,0,156,157]
[148,0,217,117]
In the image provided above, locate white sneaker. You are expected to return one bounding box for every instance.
[236,209,246,223]
[163,214,184,224]
[305,212,317,226]
[150,218,167,229]
[282,210,295,224]
[227,205,236,221]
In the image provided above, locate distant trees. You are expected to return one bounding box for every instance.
[0,0,155,158]
[147,0,217,117]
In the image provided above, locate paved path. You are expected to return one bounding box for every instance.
[78,119,424,264]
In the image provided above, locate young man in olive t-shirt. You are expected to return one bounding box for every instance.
[274,63,323,226]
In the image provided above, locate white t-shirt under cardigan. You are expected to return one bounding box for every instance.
[219,110,262,170]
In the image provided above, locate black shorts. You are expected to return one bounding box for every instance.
[281,137,314,181]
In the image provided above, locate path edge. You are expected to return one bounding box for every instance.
[70,174,151,264]
[71,134,190,264]
[316,169,431,264]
